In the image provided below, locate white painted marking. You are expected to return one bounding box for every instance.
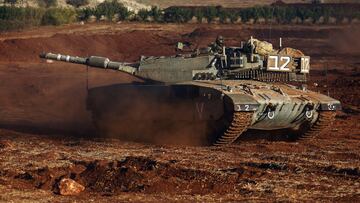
[237,105,241,111]
[268,55,291,72]
[305,110,313,118]
[279,56,291,71]
[301,57,310,73]
[268,55,278,71]
[327,103,335,110]
[267,111,275,119]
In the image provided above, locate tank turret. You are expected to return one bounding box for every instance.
[216,36,310,82]
[40,36,310,83]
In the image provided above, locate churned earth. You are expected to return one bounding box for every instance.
[0,23,359,202]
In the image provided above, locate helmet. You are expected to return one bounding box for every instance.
[216,35,224,46]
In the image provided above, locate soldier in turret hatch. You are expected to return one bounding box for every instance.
[210,35,225,54]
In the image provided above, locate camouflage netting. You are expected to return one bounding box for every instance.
[278,47,305,57]
[247,38,305,57]
[247,38,275,55]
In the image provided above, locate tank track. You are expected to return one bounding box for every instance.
[299,111,337,140]
[214,112,253,146]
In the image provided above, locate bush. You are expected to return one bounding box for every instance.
[0,6,45,31]
[137,8,149,21]
[4,0,18,6]
[66,0,89,8]
[41,8,76,25]
[203,6,217,22]
[164,7,192,23]
[193,8,204,22]
[1,3,360,32]
[94,0,129,20]
[149,6,162,21]
[0,19,27,31]
[38,0,57,8]
[77,0,131,22]
[77,7,94,21]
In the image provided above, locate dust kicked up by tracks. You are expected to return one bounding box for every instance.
[0,23,359,202]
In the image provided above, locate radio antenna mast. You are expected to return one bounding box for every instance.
[86,53,89,92]
[325,63,330,96]
[269,5,275,42]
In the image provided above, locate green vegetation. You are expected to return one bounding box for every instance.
[66,0,89,8]
[0,0,129,31]
[0,6,45,31]
[163,7,192,23]
[4,0,19,6]
[137,6,162,21]
[41,8,76,25]
[0,6,77,31]
[161,5,360,24]
[77,0,130,21]
[37,0,58,8]
[93,0,129,20]
[0,2,359,32]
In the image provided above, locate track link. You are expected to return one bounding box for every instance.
[300,111,337,140]
[214,112,253,146]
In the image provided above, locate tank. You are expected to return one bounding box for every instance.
[39,36,341,146]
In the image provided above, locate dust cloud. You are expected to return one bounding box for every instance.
[87,84,221,146]
[329,25,360,55]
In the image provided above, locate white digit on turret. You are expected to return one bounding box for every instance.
[267,55,291,72]
[301,57,310,73]
[268,56,279,71]
[279,56,291,71]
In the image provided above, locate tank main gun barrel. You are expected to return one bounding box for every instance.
[40,52,137,75]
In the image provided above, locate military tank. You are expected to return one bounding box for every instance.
[40,36,341,146]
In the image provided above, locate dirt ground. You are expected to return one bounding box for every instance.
[0,23,359,202]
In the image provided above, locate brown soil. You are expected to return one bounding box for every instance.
[0,23,359,202]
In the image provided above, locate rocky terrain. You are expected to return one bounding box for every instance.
[0,23,359,202]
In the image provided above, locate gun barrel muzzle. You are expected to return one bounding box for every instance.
[39,52,137,75]
[40,52,87,64]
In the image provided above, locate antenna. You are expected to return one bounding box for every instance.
[325,63,330,96]
[218,56,223,90]
[269,6,275,42]
[86,53,89,92]
[86,65,89,91]
[250,36,254,62]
